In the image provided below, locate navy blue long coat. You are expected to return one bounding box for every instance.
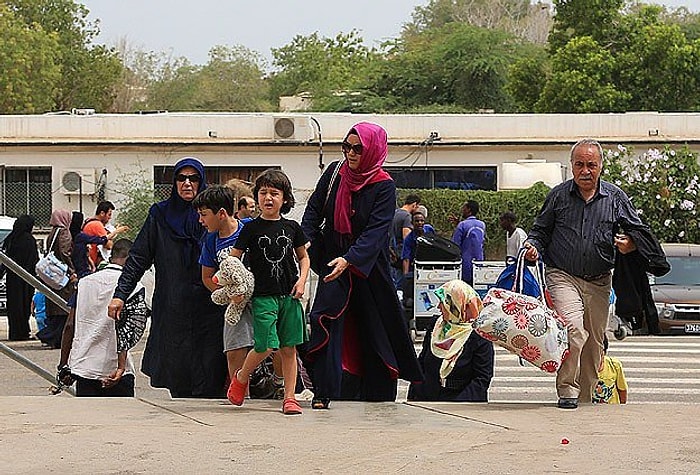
[302,161,423,401]
[114,204,227,398]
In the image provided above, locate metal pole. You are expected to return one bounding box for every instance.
[0,250,69,313]
[0,342,75,396]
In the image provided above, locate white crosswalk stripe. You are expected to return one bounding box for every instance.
[488,336,700,404]
[400,335,700,404]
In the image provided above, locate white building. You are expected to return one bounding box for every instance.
[0,111,698,228]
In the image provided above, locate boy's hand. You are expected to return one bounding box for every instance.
[290,279,306,299]
[101,368,124,388]
[107,298,124,320]
[230,294,244,304]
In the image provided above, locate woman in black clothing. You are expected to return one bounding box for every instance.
[36,209,76,349]
[408,280,494,402]
[2,215,39,340]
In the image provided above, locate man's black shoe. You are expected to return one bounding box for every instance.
[557,398,578,409]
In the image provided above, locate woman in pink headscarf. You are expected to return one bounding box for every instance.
[302,122,422,409]
[36,209,77,348]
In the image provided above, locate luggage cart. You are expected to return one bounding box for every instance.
[410,235,462,333]
[472,260,508,299]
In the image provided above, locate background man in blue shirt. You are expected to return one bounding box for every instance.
[452,200,485,286]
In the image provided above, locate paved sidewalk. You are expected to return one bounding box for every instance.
[2,396,698,473]
[1,320,698,473]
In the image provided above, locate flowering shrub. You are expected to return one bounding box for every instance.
[603,145,700,244]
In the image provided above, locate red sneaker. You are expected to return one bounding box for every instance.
[227,371,248,406]
[282,398,302,415]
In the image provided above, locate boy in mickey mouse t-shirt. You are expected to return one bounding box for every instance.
[227,169,310,415]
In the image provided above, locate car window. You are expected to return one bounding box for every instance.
[655,256,700,286]
[0,229,10,245]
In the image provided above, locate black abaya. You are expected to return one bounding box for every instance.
[3,219,38,340]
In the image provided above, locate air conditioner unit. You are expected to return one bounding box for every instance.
[61,169,96,195]
[272,116,314,142]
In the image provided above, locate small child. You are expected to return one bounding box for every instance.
[57,239,136,397]
[31,290,47,333]
[227,169,310,415]
[193,184,255,380]
[593,335,628,404]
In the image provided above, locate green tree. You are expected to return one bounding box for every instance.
[506,46,549,112]
[655,5,700,41]
[616,19,700,111]
[536,36,628,112]
[0,4,61,113]
[145,58,200,111]
[549,0,626,52]
[369,23,523,112]
[405,0,553,44]
[7,0,123,111]
[268,30,379,109]
[196,45,272,111]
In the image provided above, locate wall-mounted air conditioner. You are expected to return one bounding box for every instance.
[61,169,95,195]
[272,116,314,142]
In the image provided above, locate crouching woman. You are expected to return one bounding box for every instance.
[408,280,494,402]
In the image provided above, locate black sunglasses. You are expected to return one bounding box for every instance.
[341,142,363,155]
[175,173,201,183]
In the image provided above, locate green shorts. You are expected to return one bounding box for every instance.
[251,295,307,352]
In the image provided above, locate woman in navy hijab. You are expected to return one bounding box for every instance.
[109,157,227,398]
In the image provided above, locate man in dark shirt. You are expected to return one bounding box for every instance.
[524,139,640,410]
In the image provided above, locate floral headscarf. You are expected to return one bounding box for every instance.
[430,279,483,380]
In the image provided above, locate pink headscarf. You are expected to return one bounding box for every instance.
[49,209,72,228]
[333,122,393,235]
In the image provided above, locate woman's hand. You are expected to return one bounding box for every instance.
[323,257,349,283]
[230,294,244,304]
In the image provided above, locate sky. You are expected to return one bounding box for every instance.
[79,0,700,67]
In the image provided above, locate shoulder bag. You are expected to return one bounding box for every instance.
[473,250,570,373]
[35,229,70,290]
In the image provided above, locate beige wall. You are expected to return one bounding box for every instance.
[0,112,698,222]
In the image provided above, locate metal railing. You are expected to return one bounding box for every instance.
[0,250,73,395]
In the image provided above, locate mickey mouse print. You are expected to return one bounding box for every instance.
[233,217,308,296]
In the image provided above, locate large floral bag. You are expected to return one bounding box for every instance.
[472,252,569,373]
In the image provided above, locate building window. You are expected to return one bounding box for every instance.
[153,165,276,201]
[2,168,52,227]
[386,167,497,191]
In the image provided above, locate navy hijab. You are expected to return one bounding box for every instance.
[155,157,207,253]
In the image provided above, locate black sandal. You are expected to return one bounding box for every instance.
[312,398,330,409]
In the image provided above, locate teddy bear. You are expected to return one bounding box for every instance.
[211,255,255,325]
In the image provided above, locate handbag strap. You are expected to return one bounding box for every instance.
[321,159,343,214]
[46,227,61,254]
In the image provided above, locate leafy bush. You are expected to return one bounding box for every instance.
[113,162,158,240]
[603,145,700,244]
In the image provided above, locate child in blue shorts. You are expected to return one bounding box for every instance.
[228,169,310,415]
